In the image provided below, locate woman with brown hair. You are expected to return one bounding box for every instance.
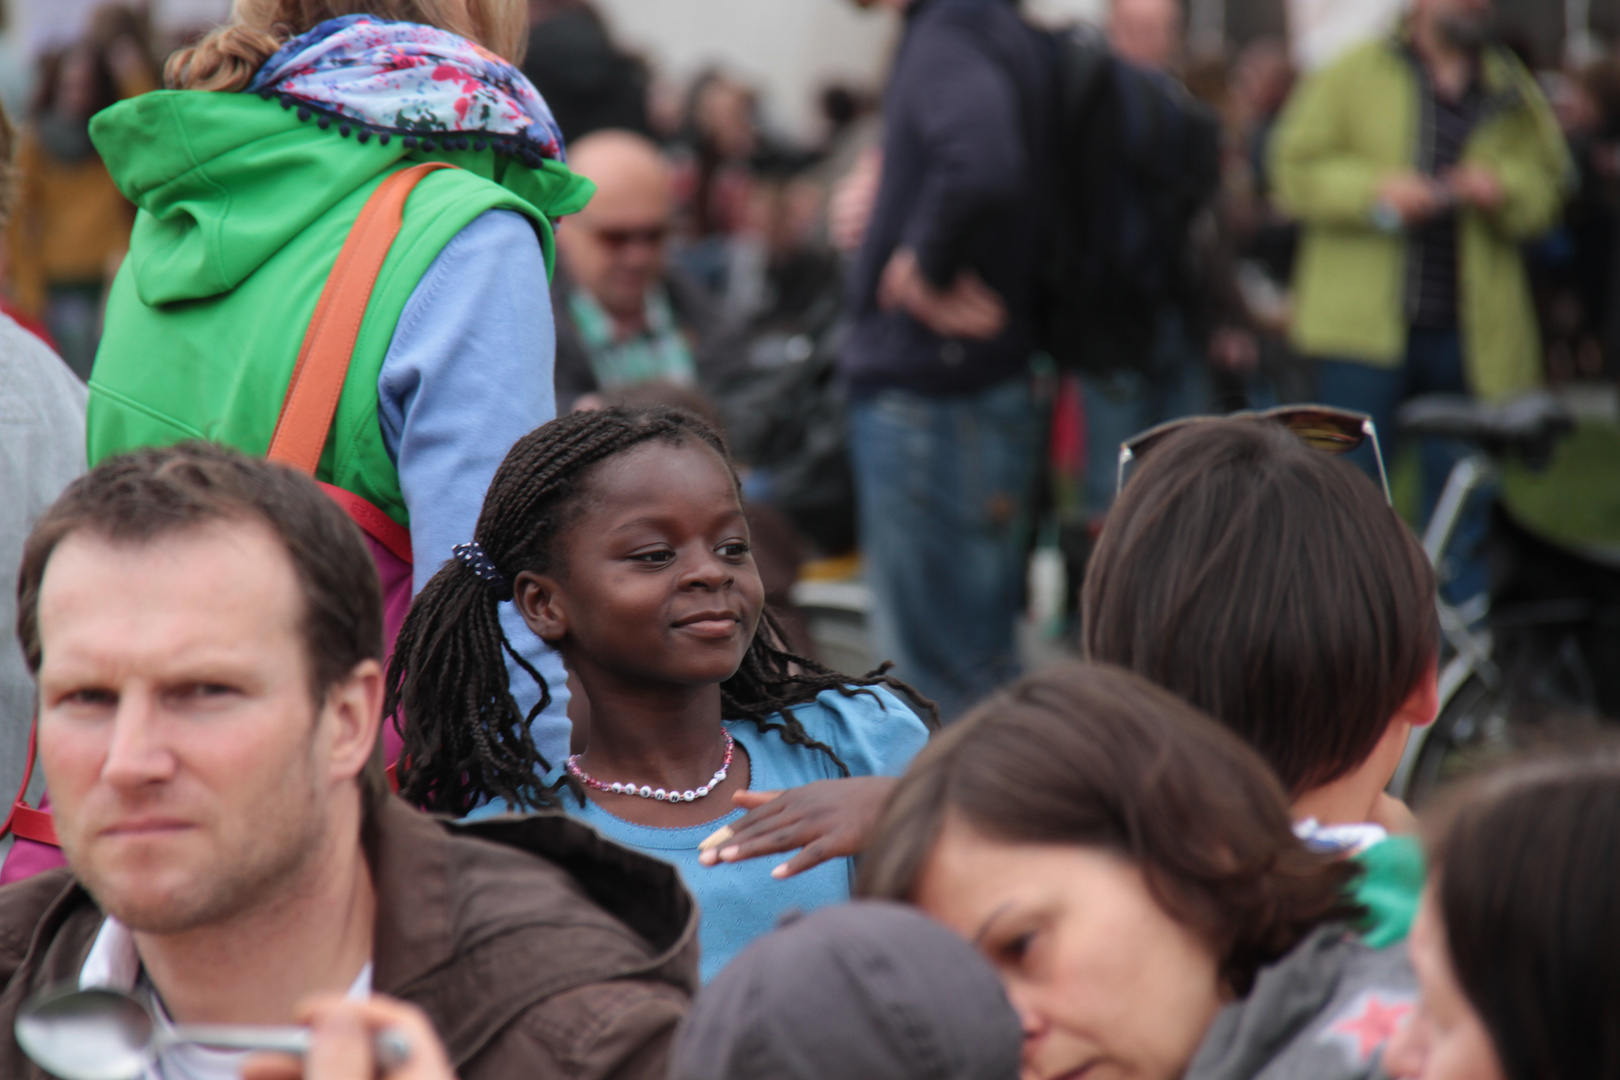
[861,662,1416,1080]
[1384,753,1620,1080]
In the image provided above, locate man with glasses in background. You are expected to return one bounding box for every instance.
[553,130,740,411]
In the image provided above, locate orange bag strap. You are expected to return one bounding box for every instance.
[267,162,454,476]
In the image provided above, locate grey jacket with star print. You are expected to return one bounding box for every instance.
[1187,926,1417,1080]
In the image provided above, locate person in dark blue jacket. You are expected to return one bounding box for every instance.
[840,0,1053,721]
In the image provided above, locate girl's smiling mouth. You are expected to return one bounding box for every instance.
[673,610,743,637]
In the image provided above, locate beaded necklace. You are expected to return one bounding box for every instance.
[566,730,736,803]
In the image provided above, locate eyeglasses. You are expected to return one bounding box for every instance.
[587,224,669,250]
[1116,405,1391,503]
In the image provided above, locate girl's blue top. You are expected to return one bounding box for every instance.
[465,684,930,981]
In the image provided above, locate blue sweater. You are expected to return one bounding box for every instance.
[467,685,931,981]
[841,0,1053,397]
[377,209,571,761]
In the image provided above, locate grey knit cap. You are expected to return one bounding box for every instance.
[669,901,1023,1080]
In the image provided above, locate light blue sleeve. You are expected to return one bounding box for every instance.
[462,796,511,821]
[793,685,932,778]
[377,208,571,766]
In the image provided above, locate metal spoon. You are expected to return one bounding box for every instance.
[16,986,410,1080]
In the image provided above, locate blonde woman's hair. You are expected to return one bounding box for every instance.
[166,0,527,92]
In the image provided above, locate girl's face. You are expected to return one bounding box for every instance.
[518,439,764,690]
[1383,889,1506,1080]
[914,818,1226,1080]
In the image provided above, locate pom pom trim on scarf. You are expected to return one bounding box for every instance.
[248,14,566,169]
[257,86,557,169]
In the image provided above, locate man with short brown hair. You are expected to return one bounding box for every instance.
[0,442,695,1080]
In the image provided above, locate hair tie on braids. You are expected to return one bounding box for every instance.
[453,541,513,602]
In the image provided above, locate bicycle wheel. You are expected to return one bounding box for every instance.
[1405,674,1510,807]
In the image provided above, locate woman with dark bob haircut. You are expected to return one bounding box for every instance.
[1384,752,1620,1080]
[861,662,1417,1080]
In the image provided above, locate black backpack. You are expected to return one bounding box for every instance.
[1029,25,1222,374]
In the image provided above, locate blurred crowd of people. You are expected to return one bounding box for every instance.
[0,2,1619,1080]
[6,0,1620,713]
[2,5,159,376]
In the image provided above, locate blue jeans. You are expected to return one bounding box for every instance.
[1080,310,1213,522]
[848,379,1039,722]
[1315,327,1490,607]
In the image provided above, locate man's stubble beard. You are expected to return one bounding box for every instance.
[78,757,333,935]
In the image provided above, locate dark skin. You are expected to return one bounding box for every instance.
[514,440,758,827]
[514,439,898,862]
[701,776,900,878]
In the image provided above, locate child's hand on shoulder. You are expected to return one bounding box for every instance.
[697,777,899,878]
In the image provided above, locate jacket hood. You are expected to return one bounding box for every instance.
[447,809,698,970]
[369,800,699,1067]
[90,90,591,307]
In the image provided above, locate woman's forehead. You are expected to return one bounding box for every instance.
[921,825,1138,909]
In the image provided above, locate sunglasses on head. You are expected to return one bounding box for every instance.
[1116,405,1391,503]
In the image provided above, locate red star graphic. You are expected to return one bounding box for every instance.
[1332,996,1414,1061]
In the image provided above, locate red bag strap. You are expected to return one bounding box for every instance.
[319,482,413,566]
[10,805,57,846]
[3,720,56,845]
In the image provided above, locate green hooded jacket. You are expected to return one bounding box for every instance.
[1270,34,1571,401]
[85,90,593,526]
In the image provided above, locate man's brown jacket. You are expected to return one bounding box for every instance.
[0,797,699,1079]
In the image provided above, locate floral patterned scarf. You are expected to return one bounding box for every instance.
[248,14,565,165]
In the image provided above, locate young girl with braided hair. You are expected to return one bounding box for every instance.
[387,405,934,979]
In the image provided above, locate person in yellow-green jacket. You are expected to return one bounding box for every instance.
[1270,0,1570,609]
[1083,418,1441,947]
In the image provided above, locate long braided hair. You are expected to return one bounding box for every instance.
[386,405,937,816]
